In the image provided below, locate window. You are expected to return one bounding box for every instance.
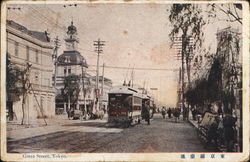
[35,72,39,82]
[64,68,67,75]
[26,46,29,61]
[65,56,70,63]
[35,50,39,63]
[68,68,71,74]
[14,42,19,56]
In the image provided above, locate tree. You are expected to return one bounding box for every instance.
[6,54,22,121]
[20,63,32,125]
[62,74,80,114]
[7,54,33,124]
[82,75,92,115]
[206,4,242,24]
[169,4,206,84]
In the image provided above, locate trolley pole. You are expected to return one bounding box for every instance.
[93,38,105,112]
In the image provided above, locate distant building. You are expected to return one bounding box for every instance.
[216,27,242,114]
[90,76,112,110]
[6,20,55,122]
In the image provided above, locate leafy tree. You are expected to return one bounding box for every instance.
[169,4,206,84]
[6,54,22,121]
[6,54,32,124]
[20,63,32,125]
[82,74,92,114]
[62,74,80,113]
[206,4,242,24]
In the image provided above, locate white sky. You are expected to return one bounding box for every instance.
[7,3,242,107]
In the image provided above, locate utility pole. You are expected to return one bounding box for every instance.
[101,63,105,110]
[101,63,105,95]
[173,36,185,112]
[81,64,86,118]
[181,35,186,120]
[131,67,134,88]
[173,35,193,119]
[93,38,105,112]
[52,36,60,88]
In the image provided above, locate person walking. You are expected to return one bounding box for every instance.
[151,104,156,118]
[223,111,237,152]
[191,108,197,120]
[205,116,219,149]
[145,101,151,125]
[173,108,181,122]
[167,107,172,118]
[161,107,166,119]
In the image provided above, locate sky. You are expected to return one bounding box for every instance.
[7,2,242,107]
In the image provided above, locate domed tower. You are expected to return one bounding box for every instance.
[56,21,89,110]
[57,21,88,67]
[56,21,88,112]
[65,21,79,51]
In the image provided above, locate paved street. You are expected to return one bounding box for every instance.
[8,114,212,153]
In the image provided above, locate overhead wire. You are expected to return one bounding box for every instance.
[26,5,96,54]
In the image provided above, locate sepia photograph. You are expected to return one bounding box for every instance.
[1,0,249,161]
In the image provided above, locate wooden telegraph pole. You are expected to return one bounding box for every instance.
[93,39,105,112]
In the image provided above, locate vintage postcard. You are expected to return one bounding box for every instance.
[1,0,249,161]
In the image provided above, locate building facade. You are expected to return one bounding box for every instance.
[6,20,55,122]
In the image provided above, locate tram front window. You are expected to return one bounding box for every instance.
[109,94,132,109]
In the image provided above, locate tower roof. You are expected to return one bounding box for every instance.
[67,21,77,35]
[57,50,88,67]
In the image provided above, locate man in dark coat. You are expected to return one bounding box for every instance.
[191,108,197,120]
[223,112,237,152]
[145,101,150,125]
[205,116,219,148]
[173,108,181,122]
[167,108,172,118]
[161,107,166,119]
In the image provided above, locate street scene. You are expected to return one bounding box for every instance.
[5,2,243,154]
[8,114,208,153]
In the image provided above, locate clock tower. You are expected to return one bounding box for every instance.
[55,21,89,112]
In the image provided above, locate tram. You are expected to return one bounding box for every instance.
[108,86,143,127]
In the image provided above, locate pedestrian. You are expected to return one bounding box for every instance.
[151,104,156,118]
[167,107,172,118]
[183,107,187,121]
[145,101,151,125]
[161,107,166,119]
[191,108,197,120]
[205,116,219,149]
[173,108,181,122]
[223,110,237,152]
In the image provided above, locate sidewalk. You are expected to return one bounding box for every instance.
[7,114,108,142]
[7,114,74,131]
